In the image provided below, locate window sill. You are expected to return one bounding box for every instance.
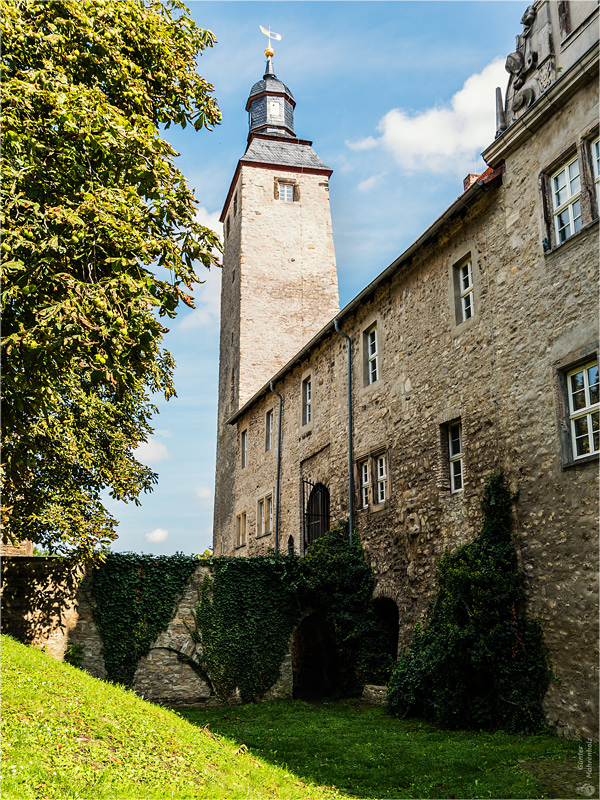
[235,544,247,550]
[256,532,272,539]
[544,218,598,256]
[561,452,599,471]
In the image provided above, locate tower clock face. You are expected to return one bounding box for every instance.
[269,100,281,117]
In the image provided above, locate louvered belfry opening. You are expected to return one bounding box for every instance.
[302,480,330,550]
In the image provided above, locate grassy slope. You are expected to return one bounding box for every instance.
[1,635,345,800]
[179,701,581,800]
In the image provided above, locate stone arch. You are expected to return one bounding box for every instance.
[372,596,400,660]
[291,610,338,700]
[287,535,295,556]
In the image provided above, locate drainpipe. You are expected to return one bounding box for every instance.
[270,381,283,553]
[333,318,354,543]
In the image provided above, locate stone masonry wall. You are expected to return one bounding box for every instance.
[214,160,340,555]
[222,77,599,739]
[1,559,293,707]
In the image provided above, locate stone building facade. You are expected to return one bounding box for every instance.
[213,1,599,739]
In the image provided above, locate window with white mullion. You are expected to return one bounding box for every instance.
[448,422,463,493]
[236,512,247,547]
[568,361,599,458]
[360,461,370,509]
[460,260,474,321]
[302,377,312,425]
[266,495,272,534]
[278,183,294,202]
[368,328,379,384]
[376,455,387,503]
[552,156,582,243]
[265,410,273,451]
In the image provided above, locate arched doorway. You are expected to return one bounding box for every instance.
[303,482,330,548]
[373,597,400,660]
[291,611,338,700]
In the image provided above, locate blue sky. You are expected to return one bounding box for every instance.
[104,0,523,555]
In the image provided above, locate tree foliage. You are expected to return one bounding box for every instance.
[1,0,221,558]
[387,473,551,733]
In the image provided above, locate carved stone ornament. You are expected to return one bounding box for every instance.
[512,86,536,113]
[537,59,555,92]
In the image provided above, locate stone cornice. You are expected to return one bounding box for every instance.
[483,40,599,168]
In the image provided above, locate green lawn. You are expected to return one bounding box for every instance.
[2,634,590,800]
[178,700,583,800]
[1,635,343,799]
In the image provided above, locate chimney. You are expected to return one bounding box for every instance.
[463,173,480,192]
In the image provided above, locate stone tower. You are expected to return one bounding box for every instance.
[213,53,340,553]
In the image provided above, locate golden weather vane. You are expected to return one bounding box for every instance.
[260,25,281,58]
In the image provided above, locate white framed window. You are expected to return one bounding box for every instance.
[265,409,273,451]
[365,325,379,385]
[552,155,582,244]
[448,421,463,493]
[568,361,599,459]
[257,494,273,537]
[375,454,387,504]
[360,461,370,509]
[236,511,247,547]
[592,137,600,208]
[302,377,312,425]
[278,183,294,202]
[459,260,474,322]
[241,430,247,468]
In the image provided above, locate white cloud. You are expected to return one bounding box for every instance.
[348,58,506,175]
[145,527,169,543]
[358,173,385,193]
[194,486,213,508]
[195,206,223,242]
[180,210,222,331]
[135,436,170,465]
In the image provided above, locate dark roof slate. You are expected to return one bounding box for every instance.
[242,137,331,171]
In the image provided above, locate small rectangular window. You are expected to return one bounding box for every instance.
[257,494,273,537]
[365,326,379,385]
[360,461,370,509]
[376,455,387,503]
[302,377,312,425]
[278,183,294,202]
[460,260,474,322]
[236,512,247,547]
[568,361,599,458]
[233,195,238,217]
[265,410,273,451]
[552,156,582,244]
[241,430,247,468]
[448,421,463,493]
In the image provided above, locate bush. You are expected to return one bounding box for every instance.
[387,473,551,732]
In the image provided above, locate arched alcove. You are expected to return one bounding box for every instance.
[291,611,337,700]
[373,597,400,660]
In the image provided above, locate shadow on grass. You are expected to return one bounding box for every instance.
[176,699,579,799]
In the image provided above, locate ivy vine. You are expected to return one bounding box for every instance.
[184,522,394,703]
[387,472,551,733]
[89,552,198,686]
[182,554,301,703]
